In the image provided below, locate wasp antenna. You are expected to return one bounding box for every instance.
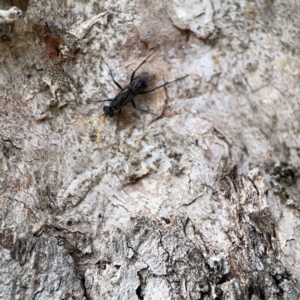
[96,114,107,147]
[70,115,103,126]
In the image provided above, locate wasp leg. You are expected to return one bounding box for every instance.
[93,98,114,103]
[101,55,124,91]
[130,51,156,83]
[131,100,158,116]
[116,109,122,130]
[140,75,189,94]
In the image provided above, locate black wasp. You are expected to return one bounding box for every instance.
[72,51,189,145]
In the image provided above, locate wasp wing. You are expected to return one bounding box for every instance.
[109,73,151,111]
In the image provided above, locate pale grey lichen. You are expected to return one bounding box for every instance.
[0,7,23,24]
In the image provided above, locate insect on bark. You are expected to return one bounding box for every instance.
[71,52,189,146]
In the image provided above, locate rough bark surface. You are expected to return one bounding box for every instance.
[1,0,300,299]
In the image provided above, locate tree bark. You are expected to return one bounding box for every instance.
[1,0,300,299]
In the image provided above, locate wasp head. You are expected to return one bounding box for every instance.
[103,106,114,117]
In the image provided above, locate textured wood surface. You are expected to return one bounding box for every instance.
[1,0,300,299]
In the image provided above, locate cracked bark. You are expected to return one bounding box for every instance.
[1,0,300,299]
